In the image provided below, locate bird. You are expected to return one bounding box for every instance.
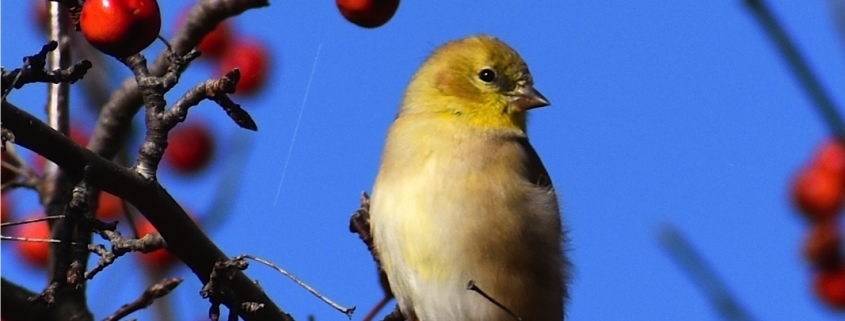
[369,34,568,321]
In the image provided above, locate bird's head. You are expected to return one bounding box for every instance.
[401,35,549,132]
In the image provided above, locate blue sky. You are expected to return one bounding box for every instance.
[3,1,845,320]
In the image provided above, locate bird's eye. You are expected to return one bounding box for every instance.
[478,69,496,83]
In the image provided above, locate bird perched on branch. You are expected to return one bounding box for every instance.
[370,34,568,321]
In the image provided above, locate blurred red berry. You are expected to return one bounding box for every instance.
[176,7,232,58]
[80,0,161,57]
[164,123,215,174]
[218,39,270,95]
[32,0,74,32]
[336,0,400,28]
[135,218,177,270]
[97,191,123,220]
[804,220,842,269]
[816,139,845,177]
[815,266,845,310]
[15,214,50,267]
[793,165,845,222]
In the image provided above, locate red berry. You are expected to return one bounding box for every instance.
[97,191,123,220]
[336,0,400,28]
[80,0,161,58]
[15,214,51,267]
[815,266,845,310]
[804,220,843,269]
[135,218,177,270]
[176,7,232,59]
[218,39,270,95]
[816,139,845,177]
[793,165,845,221]
[164,122,215,174]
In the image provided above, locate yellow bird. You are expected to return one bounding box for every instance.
[370,35,568,321]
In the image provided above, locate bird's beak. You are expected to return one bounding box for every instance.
[511,85,550,112]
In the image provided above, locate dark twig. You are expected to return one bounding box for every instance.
[86,229,168,279]
[0,215,66,227]
[235,254,356,317]
[0,41,91,97]
[101,277,184,321]
[168,68,258,131]
[743,0,845,137]
[658,224,757,321]
[466,280,522,321]
[33,179,92,305]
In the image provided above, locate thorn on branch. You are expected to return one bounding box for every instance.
[102,277,184,321]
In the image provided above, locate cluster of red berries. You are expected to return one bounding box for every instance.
[791,138,845,310]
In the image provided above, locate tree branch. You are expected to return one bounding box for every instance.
[2,101,290,321]
[88,0,269,160]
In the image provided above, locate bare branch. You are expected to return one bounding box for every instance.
[88,0,270,161]
[0,41,91,97]
[86,229,168,279]
[1,101,289,320]
[101,277,184,321]
[168,68,258,131]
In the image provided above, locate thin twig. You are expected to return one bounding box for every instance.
[361,296,393,321]
[466,280,522,321]
[235,254,356,317]
[1,235,65,244]
[658,224,758,321]
[1,215,67,227]
[101,277,184,321]
[743,0,845,137]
